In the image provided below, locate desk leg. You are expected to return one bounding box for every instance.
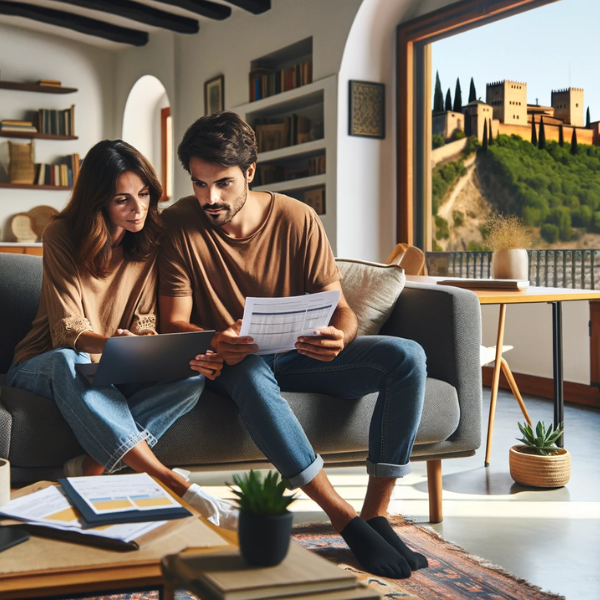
[552,301,564,447]
[485,303,507,467]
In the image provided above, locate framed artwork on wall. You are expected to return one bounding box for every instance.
[204,75,224,116]
[348,80,385,139]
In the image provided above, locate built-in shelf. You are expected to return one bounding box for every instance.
[0,242,43,247]
[258,138,326,162]
[0,132,77,140]
[0,81,77,94]
[253,174,326,193]
[0,183,71,190]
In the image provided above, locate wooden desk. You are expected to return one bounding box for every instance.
[406,275,600,463]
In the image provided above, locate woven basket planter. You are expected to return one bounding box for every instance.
[509,445,571,488]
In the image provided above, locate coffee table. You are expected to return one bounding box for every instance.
[0,483,236,600]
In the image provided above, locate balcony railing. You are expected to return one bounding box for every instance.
[425,250,600,289]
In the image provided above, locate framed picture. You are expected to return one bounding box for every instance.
[204,75,224,116]
[348,80,385,139]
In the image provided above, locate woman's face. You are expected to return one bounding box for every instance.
[106,171,151,242]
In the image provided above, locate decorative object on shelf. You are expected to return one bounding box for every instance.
[304,187,325,215]
[29,205,59,239]
[509,421,570,488]
[8,140,35,184]
[10,213,37,242]
[255,114,311,153]
[204,75,224,116]
[486,214,531,280]
[348,80,385,139]
[229,470,297,566]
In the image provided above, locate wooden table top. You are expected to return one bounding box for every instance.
[405,275,600,305]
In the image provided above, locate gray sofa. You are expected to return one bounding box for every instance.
[0,253,482,522]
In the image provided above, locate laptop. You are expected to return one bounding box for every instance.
[76,330,215,387]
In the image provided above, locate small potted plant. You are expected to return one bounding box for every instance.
[229,470,297,566]
[486,214,531,280]
[509,421,571,488]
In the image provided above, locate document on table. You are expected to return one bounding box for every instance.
[240,290,341,355]
[0,485,165,543]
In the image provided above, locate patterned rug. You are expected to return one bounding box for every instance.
[72,516,564,600]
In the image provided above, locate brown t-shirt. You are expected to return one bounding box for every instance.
[158,192,341,332]
[13,218,158,365]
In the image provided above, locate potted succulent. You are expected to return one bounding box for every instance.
[509,421,571,488]
[229,470,297,566]
[486,215,531,280]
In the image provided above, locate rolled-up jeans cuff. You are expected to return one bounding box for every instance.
[366,457,412,478]
[105,430,157,474]
[286,454,324,489]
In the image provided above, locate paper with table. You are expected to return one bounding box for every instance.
[240,291,341,355]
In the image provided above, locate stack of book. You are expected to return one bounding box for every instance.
[308,156,326,176]
[1,119,38,134]
[254,115,311,153]
[38,79,62,88]
[38,105,75,136]
[304,186,325,215]
[162,542,381,600]
[249,61,312,102]
[35,153,80,187]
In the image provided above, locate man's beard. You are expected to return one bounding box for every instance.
[203,183,247,228]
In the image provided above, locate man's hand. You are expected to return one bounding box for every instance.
[190,350,224,380]
[213,319,258,366]
[295,326,345,361]
[114,329,136,337]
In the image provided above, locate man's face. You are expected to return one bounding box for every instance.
[189,157,254,229]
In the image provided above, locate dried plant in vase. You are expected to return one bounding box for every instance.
[486,215,531,280]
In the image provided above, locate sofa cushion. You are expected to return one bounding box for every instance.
[336,259,405,336]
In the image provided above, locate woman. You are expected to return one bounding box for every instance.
[6,139,237,529]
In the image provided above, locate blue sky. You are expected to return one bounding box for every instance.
[432,0,599,122]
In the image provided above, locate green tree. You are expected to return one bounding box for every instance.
[538,115,546,150]
[547,206,572,241]
[571,128,578,155]
[488,119,494,146]
[586,107,591,128]
[432,133,445,149]
[530,117,537,146]
[433,71,444,113]
[453,78,463,112]
[469,77,476,103]
[453,210,465,227]
[559,124,564,147]
[541,223,559,243]
[481,119,488,151]
[445,88,452,112]
[435,215,450,239]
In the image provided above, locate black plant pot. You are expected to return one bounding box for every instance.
[238,510,293,566]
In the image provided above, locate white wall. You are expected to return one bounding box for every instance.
[0,23,114,240]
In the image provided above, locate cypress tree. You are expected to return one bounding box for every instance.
[538,115,546,150]
[530,116,537,146]
[469,77,476,103]
[571,127,578,155]
[434,71,444,113]
[586,107,591,128]
[464,111,472,136]
[559,124,564,146]
[445,88,452,112]
[488,118,493,145]
[481,119,488,151]
[453,78,463,112]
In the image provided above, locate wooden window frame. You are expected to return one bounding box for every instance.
[160,106,172,202]
[395,0,561,246]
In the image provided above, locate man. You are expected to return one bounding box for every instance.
[158,111,428,579]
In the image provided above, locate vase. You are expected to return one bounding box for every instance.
[238,510,293,566]
[491,249,529,280]
[509,445,571,488]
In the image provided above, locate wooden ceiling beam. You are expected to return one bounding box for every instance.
[222,0,270,15]
[51,0,199,34]
[0,1,148,45]
[152,0,231,21]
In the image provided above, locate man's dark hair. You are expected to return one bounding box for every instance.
[178,111,257,175]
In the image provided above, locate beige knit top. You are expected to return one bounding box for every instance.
[13,218,158,365]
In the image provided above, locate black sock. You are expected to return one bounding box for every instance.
[340,517,411,579]
[367,516,428,570]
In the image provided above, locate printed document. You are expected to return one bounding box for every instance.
[240,291,340,355]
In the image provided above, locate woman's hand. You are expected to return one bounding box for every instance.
[190,350,224,380]
[114,329,136,337]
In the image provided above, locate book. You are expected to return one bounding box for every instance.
[437,278,530,291]
[162,541,358,600]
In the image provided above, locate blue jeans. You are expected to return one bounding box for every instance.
[205,335,427,489]
[6,349,204,473]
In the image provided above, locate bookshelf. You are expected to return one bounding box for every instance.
[0,183,71,190]
[0,132,77,140]
[235,74,338,251]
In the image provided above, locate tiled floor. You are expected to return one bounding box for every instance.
[188,388,600,600]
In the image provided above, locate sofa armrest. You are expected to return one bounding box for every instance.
[380,281,482,448]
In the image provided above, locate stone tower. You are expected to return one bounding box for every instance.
[486,80,527,125]
[551,88,584,127]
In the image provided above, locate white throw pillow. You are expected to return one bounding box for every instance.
[335,258,406,336]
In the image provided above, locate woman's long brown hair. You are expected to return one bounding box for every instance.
[58,139,164,278]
